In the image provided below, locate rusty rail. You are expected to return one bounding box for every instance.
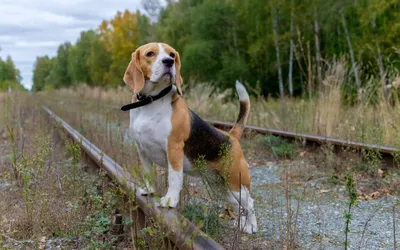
[207,120,399,165]
[39,96,399,156]
[43,106,224,250]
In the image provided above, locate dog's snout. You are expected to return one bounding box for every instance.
[162,58,174,68]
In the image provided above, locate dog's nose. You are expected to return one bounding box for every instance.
[162,58,174,68]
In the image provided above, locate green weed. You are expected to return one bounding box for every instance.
[262,135,294,159]
[183,202,221,237]
[343,173,358,250]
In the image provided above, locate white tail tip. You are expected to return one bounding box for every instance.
[235,80,249,101]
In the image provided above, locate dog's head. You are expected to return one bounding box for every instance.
[123,42,183,96]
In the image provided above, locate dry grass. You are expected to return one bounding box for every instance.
[41,59,400,147]
[1,58,400,249]
[0,92,134,249]
[35,90,283,249]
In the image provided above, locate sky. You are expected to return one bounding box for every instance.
[0,0,144,90]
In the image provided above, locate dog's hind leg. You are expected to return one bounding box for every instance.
[226,178,258,234]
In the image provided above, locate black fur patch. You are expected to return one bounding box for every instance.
[237,101,248,123]
[184,110,231,162]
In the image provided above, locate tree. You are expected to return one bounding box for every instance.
[5,56,21,82]
[30,0,400,98]
[98,10,142,86]
[288,0,295,96]
[0,55,24,91]
[32,56,53,91]
[68,30,97,85]
[341,10,361,90]
[52,42,72,88]
[86,38,112,86]
[272,5,284,98]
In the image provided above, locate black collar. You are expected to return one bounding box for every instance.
[120,85,173,111]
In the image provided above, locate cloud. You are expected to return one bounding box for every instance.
[0,0,143,90]
[15,41,61,48]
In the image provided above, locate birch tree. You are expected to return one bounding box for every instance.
[371,17,386,90]
[272,6,284,98]
[341,10,360,89]
[313,2,322,89]
[288,0,294,96]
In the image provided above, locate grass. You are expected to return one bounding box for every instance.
[0,92,136,249]
[344,172,358,250]
[42,59,400,149]
[1,57,400,249]
[1,90,252,249]
[262,135,297,159]
[182,201,221,237]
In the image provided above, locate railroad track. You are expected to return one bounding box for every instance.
[43,106,224,250]
[44,96,399,167]
[209,120,399,168]
[43,104,399,249]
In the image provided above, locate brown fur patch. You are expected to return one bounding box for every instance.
[123,51,144,94]
[217,130,251,192]
[229,100,250,140]
[167,94,191,171]
[138,43,159,79]
[123,43,159,94]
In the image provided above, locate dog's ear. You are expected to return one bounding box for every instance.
[175,51,183,96]
[124,50,144,94]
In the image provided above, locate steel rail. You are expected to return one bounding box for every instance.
[39,96,399,155]
[43,106,224,250]
[207,120,399,157]
[43,95,399,155]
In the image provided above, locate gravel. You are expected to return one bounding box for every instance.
[249,164,399,250]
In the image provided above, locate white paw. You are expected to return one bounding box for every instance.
[136,186,155,196]
[234,215,258,234]
[250,213,258,233]
[159,194,179,208]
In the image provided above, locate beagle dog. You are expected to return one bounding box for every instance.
[122,42,257,234]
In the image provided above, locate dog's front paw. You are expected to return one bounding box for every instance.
[136,186,155,196]
[159,194,179,208]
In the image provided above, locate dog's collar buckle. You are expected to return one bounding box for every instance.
[136,93,145,101]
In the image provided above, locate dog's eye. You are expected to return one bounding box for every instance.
[146,51,155,57]
[169,52,175,58]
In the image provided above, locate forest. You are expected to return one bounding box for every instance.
[32,0,400,101]
[0,55,23,91]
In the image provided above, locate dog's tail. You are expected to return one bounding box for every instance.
[229,80,250,140]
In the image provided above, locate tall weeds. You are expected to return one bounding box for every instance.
[44,59,400,148]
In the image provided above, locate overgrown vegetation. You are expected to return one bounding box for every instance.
[343,173,358,250]
[38,65,400,149]
[0,93,133,249]
[3,87,400,248]
[183,201,221,237]
[262,135,295,159]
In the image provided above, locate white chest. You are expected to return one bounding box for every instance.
[129,96,173,167]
